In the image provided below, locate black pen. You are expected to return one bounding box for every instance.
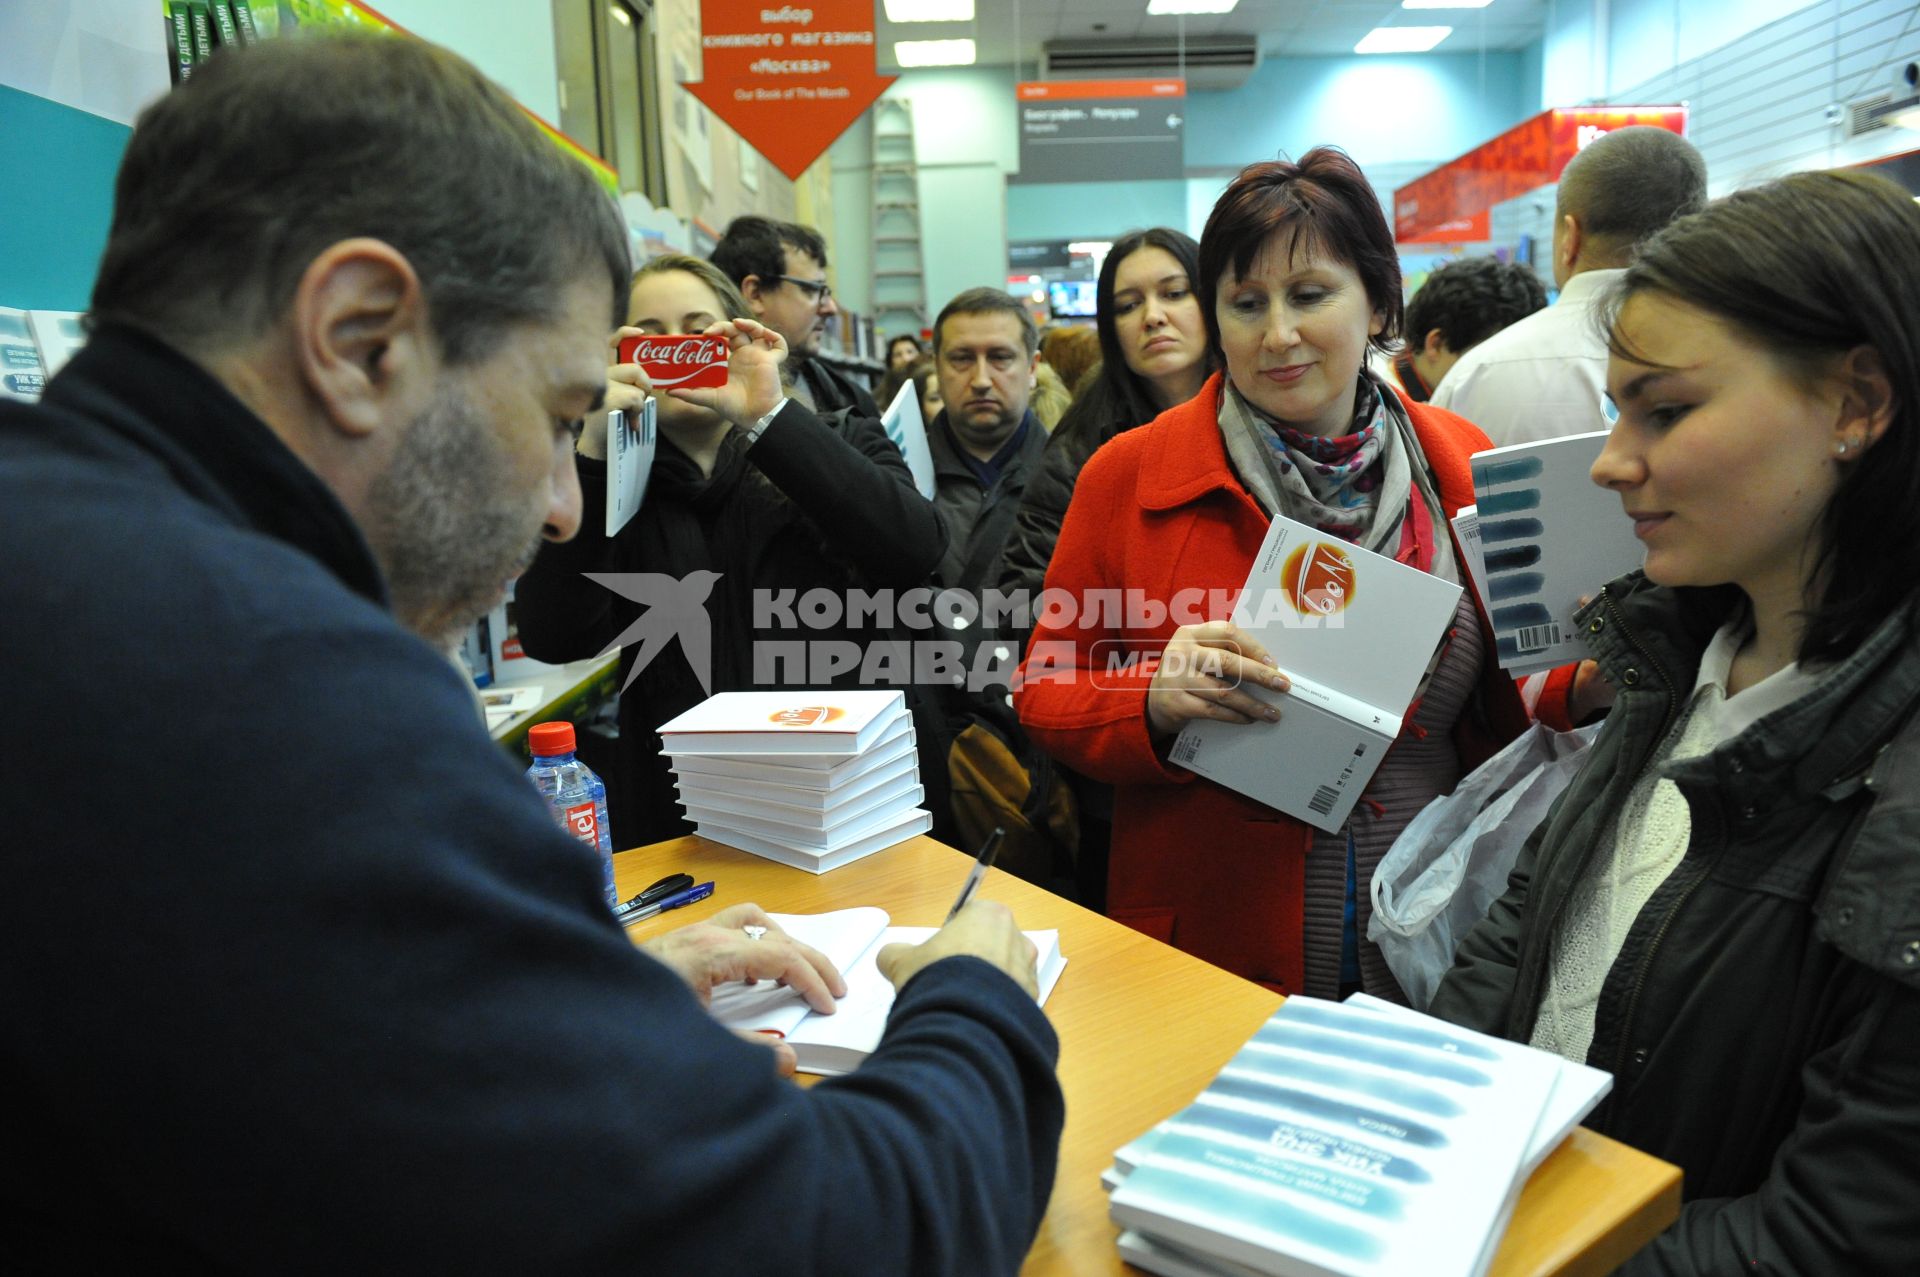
[944,827,1005,924]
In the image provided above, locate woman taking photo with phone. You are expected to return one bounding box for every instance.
[515,255,943,845]
[1432,169,1920,1272]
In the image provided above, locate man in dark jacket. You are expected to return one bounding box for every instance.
[712,215,879,418]
[0,34,1060,1273]
[927,286,1049,596]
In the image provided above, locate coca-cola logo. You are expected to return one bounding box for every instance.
[617,334,729,389]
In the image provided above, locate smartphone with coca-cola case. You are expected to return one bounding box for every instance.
[617,333,729,390]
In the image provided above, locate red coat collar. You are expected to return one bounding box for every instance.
[1135,370,1490,519]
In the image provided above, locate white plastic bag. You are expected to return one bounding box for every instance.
[1369,722,1601,1010]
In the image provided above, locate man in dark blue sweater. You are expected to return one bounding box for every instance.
[0,33,1061,1273]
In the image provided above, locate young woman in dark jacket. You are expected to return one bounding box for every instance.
[515,255,944,844]
[995,228,1214,604]
[1431,170,1920,1274]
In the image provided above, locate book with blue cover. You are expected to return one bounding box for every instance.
[1107,996,1573,1277]
[1469,432,1644,676]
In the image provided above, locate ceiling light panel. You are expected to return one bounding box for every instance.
[1146,0,1240,14]
[894,39,978,67]
[884,0,976,21]
[1355,26,1454,54]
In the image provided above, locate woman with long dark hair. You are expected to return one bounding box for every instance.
[996,228,1214,601]
[1432,170,1920,1272]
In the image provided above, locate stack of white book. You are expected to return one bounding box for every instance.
[657,690,930,873]
[1104,995,1612,1277]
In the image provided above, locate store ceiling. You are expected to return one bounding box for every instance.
[874,0,1553,70]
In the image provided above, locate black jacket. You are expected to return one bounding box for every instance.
[993,409,1130,611]
[1431,574,1920,1274]
[927,409,1048,596]
[514,402,945,845]
[0,327,1057,1273]
[797,354,880,420]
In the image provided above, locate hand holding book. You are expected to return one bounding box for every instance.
[1146,620,1293,738]
[641,901,849,1013]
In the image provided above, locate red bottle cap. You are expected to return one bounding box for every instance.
[527,721,577,757]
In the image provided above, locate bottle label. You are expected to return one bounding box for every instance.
[562,800,600,846]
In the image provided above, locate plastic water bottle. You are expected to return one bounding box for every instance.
[526,721,618,910]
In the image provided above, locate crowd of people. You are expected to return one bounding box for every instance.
[7,28,1919,1273]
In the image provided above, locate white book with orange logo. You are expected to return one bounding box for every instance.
[656,689,908,756]
[1170,513,1461,833]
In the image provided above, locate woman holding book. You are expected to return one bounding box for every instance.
[515,255,944,845]
[1015,150,1577,998]
[1431,171,1920,1272]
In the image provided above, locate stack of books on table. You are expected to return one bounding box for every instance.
[657,690,930,873]
[1104,994,1612,1277]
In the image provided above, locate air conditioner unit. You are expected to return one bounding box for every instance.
[1042,36,1260,92]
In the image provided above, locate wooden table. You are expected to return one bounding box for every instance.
[617,834,1680,1277]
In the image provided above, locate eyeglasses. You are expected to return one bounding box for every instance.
[773,274,833,305]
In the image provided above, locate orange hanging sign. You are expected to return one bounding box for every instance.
[681,0,896,181]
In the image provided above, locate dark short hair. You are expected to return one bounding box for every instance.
[1599,169,1920,663]
[91,33,629,364]
[933,287,1039,356]
[710,215,829,287]
[1557,126,1706,258]
[1403,258,1548,355]
[1198,148,1403,361]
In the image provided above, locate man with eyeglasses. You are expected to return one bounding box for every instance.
[712,216,880,419]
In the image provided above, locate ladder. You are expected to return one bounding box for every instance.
[868,97,928,338]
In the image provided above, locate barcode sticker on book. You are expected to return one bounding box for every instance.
[1308,785,1339,816]
[1171,734,1201,767]
[1515,622,1562,652]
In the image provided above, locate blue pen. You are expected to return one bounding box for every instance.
[619,880,715,926]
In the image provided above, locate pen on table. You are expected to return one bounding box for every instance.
[609,872,694,925]
[943,826,1005,924]
[617,879,715,926]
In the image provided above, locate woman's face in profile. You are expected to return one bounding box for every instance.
[1214,233,1382,436]
[919,375,943,424]
[1592,291,1851,600]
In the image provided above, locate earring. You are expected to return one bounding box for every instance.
[1835,438,1854,457]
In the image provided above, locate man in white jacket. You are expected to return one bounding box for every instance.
[1431,126,1706,447]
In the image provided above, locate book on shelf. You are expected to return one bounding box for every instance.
[879,376,937,499]
[1105,995,1610,1277]
[0,309,48,402]
[186,0,215,62]
[1469,432,1644,676]
[1170,512,1461,833]
[669,714,916,789]
[693,807,933,874]
[708,906,1067,1075]
[657,689,908,756]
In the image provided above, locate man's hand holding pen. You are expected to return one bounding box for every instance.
[876,900,1040,999]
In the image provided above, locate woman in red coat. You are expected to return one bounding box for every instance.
[1015,149,1574,998]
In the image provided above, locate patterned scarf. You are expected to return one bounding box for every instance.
[1219,373,1411,552]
